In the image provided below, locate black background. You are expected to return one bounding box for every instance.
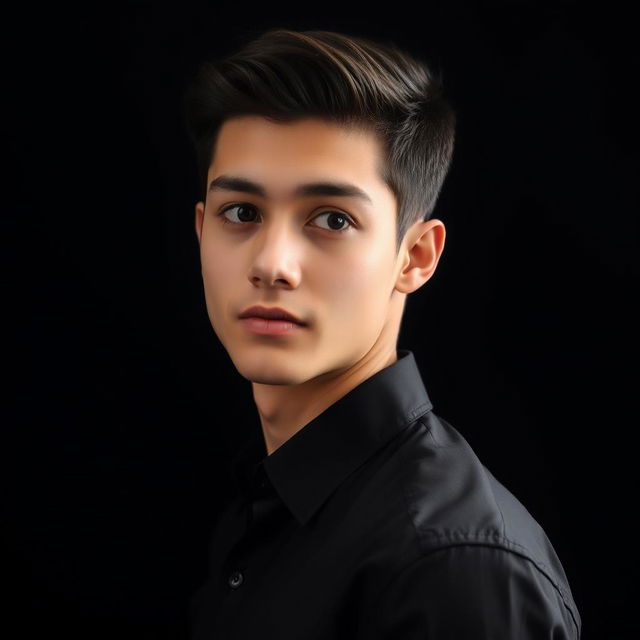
[3,1,637,637]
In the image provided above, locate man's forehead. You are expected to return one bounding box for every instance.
[211,128,385,193]
[217,113,371,138]
[213,115,382,162]
[207,116,395,211]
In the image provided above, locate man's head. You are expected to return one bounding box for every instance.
[183,29,455,386]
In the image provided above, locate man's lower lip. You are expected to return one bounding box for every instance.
[239,317,307,336]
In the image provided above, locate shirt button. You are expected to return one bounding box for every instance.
[228,570,244,589]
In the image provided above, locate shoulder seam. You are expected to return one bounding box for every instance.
[385,543,581,639]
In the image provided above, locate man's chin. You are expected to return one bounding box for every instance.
[243,370,306,386]
[231,355,309,387]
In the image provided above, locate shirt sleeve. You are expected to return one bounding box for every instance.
[357,544,580,640]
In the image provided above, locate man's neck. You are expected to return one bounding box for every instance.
[252,346,398,456]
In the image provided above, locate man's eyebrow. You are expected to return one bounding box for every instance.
[208,174,373,205]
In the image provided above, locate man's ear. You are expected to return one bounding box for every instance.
[195,201,205,245]
[394,219,446,295]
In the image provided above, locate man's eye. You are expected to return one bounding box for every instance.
[312,211,354,233]
[217,204,354,234]
[218,203,259,224]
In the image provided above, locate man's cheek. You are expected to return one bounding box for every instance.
[330,274,372,319]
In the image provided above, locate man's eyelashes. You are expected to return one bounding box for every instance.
[216,203,356,234]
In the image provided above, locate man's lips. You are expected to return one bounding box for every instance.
[239,316,307,336]
[238,305,308,326]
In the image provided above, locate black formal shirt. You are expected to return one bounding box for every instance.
[189,349,581,639]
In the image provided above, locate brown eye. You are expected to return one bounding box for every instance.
[217,204,354,234]
[219,203,259,224]
[313,211,354,233]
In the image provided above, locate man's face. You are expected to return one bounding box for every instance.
[194,115,404,385]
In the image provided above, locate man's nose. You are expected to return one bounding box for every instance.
[248,222,302,288]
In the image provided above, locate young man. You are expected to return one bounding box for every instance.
[184,28,581,639]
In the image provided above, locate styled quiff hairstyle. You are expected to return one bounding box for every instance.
[183,28,456,253]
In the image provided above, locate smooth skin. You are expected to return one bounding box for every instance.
[195,115,445,455]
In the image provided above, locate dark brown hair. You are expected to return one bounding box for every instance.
[182,28,456,252]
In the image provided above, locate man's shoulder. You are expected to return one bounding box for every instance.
[336,409,581,637]
[377,410,578,618]
[396,415,553,544]
[394,411,542,552]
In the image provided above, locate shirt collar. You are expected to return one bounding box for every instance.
[230,349,433,526]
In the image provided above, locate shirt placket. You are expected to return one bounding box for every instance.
[220,461,285,599]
